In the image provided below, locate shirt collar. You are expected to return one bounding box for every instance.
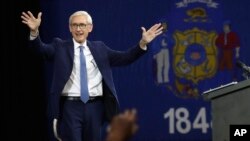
[72,38,88,49]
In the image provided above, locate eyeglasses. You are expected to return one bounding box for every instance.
[71,23,89,29]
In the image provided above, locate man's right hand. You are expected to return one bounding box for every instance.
[21,11,42,36]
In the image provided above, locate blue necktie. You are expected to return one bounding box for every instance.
[79,46,89,103]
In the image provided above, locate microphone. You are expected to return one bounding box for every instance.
[161,22,167,32]
[236,61,250,73]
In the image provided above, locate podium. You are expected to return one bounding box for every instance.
[203,79,250,141]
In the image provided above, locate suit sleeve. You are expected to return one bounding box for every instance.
[104,43,147,67]
[29,36,57,60]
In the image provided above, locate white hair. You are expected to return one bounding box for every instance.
[69,11,93,24]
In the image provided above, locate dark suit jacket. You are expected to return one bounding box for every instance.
[29,36,146,121]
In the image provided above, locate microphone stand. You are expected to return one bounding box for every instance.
[242,70,250,80]
[236,60,250,80]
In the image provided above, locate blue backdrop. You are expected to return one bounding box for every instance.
[39,0,250,140]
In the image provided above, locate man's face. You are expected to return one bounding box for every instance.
[69,15,93,44]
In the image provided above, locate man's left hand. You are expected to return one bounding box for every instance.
[139,23,163,49]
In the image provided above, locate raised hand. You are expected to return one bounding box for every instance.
[106,109,138,141]
[139,23,163,48]
[21,11,42,36]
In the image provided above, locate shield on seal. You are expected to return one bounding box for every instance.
[173,28,217,83]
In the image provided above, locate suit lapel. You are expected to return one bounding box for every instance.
[87,41,102,70]
[65,40,74,64]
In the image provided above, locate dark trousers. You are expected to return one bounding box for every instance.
[59,98,104,141]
